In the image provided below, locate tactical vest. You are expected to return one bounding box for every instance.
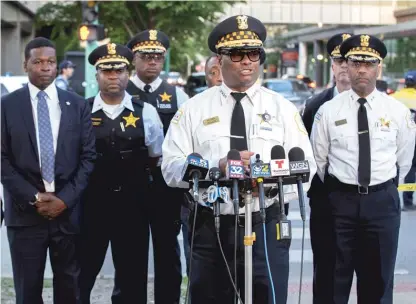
[87,96,149,190]
[126,79,178,134]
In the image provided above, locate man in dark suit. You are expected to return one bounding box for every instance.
[1,37,96,304]
[302,33,352,303]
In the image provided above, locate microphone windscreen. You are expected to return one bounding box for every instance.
[271,145,286,159]
[227,149,241,160]
[288,147,305,161]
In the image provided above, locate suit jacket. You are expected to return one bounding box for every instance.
[302,87,335,137]
[1,85,96,233]
[302,87,335,200]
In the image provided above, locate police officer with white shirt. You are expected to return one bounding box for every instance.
[162,15,316,304]
[311,35,416,304]
[80,43,164,304]
[125,30,188,303]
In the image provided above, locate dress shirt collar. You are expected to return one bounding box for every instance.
[92,91,134,113]
[348,87,379,110]
[28,80,58,102]
[219,81,261,106]
[132,74,162,92]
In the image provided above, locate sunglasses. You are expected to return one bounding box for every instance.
[221,49,261,62]
[138,53,165,63]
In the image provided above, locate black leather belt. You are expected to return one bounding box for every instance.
[327,175,393,195]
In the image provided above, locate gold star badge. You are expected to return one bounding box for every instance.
[257,111,272,125]
[159,92,172,102]
[122,112,140,128]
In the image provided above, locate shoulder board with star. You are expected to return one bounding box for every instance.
[131,96,144,107]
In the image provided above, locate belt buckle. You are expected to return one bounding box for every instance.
[113,186,122,192]
[358,185,368,195]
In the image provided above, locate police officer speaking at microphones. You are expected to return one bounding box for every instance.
[161,15,316,304]
[126,29,189,303]
[79,43,164,304]
[311,34,416,304]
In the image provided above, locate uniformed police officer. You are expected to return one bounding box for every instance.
[161,15,316,304]
[311,35,416,303]
[302,32,352,303]
[126,30,188,303]
[80,43,164,304]
[391,70,416,211]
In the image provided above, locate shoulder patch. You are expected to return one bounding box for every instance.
[171,108,184,124]
[406,110,416,129]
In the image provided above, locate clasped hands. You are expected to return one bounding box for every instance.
[34,193,67,220]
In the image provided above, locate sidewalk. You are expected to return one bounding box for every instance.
[2,277,416,303]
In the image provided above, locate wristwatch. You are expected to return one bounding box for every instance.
[29,193,39,205]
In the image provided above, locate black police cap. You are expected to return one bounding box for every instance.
[326,33,352,58]
[208,15,266,53]
[340,34,387,62]
[88,43,133,70]
[126,30,170,54]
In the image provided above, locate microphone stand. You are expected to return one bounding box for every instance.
[244,181,255,304]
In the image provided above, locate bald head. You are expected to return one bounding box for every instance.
[205,55,222,88]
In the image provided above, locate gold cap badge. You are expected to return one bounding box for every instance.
[107,43,116,55]
[342,33,351,41]
[149,30,158,41]
[236,15,248,30]
[360,35,370,47]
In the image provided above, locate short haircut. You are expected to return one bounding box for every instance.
[205,53,218,73]
[24,37,56,60]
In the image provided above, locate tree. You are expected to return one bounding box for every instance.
[35,1,239,74]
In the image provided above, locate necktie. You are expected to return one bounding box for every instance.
[357,97,371,187]
[144,84,151,93]
[230,92,248,151]
[37,91,55,183]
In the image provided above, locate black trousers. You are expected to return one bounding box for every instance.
[328,181,401,304]
[80,188,150,304]
[7,221,80,304]
[110,168,183,304]
[189,204,290,304]
[309,176,336,304]
[146,168,183,304]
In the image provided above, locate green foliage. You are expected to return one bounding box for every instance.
[34,0,240,74]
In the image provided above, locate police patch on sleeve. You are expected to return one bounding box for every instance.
[171,108,183,124]
[406,110,416,129]
[314,112,322,122]
[295,112,308,135]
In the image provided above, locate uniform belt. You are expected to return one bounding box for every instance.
[195,203,280,227]
[327,176,393,195]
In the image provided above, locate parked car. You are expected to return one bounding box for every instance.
[263,78,313,114]
[1,76,29,96]
[185,72,207,97]
[160,71,186,87]
[294,74,317,93]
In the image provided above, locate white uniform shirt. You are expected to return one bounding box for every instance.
[161,83,317,215]
[131,75,189,108]
[92,91,164,157]
[28,81,61,192]
[311,88,416,186]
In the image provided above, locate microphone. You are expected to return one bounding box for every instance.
[288,147,310,222]
[225,149,244,214]
[181,153,209,202]
[208,167,222,233]
[251,154,271,222]
[270,145,292,240]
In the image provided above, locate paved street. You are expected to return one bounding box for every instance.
[2,196,416,303]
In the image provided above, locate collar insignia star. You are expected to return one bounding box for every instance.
[257,111,272,125]
[159,91,172,102]
[123,112,140,128]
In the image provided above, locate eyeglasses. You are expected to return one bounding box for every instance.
[348,60,379,69]
[221,49,261,62]
[138,54,165,63]
[333,58,347,65]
